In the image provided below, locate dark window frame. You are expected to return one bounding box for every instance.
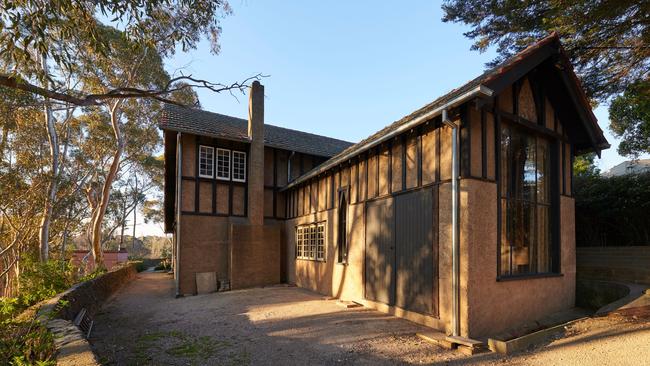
[337,187,349,264]
[497,118,561,280]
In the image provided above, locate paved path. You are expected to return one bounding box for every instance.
[91,272,650,366]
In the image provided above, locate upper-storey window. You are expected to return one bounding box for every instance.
[232,151,247,182]
[198,145,214,178]
[216,148,230,180]
[499,123,556,277]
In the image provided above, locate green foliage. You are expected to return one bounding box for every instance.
[441,0,648,102]
[0,317,56,366]
[573,153,600,178]
[574,172,650,247]
[78,267,107,283]
[131,260,147,272]
[609,80,650,157]
[1,0,231,80]
[16,259,75,313]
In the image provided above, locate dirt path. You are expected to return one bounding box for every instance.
[91,272,650,366]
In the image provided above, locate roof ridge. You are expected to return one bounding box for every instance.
[163,104,354,145]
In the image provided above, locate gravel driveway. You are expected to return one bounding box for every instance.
[90,272,463,365]
[91,272,650,366]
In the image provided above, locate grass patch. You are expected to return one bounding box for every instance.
[131,330,241,365]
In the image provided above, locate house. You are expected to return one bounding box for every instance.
[603,159,650,177]
[159,33,609,339]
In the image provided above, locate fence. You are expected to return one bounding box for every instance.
[577,246,650,285]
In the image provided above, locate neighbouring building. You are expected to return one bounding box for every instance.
[603,159,650,177]
[160,33,609,339]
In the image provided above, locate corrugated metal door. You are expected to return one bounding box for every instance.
[364,198,395,305]
[394,188,437,315]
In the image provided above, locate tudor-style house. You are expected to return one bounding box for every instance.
[160,33,608,339]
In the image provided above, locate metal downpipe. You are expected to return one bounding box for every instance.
[442,109,460,337]
[174,132,182,298]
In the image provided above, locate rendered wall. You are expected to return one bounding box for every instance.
[460,179,576,338]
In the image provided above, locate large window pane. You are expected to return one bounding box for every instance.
[500,122,555,276]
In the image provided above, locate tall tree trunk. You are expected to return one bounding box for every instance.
[132,175,138,251]
[119,198,126,251]
[38,55,59,263]
[90,101,124,267]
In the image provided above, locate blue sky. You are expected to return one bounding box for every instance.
[140,1,643,236]
[166,1,641,172]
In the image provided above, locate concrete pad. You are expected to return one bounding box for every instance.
[195,272,217,294]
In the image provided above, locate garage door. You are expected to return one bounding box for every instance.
[364,188,437,315]
[395,188,436,315]
[364,198,395,305]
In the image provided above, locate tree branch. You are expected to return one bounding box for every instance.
[0,73,265,107]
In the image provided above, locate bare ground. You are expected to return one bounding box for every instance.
[90,272,650,366]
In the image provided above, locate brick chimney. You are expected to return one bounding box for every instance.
[247,81,264,225]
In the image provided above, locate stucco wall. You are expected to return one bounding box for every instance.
[284,190,450,332]
[461,179,576,338]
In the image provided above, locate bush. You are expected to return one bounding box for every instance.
[132,260,147,272]
[154,258,171,271]
[0,316,56,366]
[1,258,75,323]
[575,172,650,247]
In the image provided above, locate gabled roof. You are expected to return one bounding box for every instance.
[159,104,354,158]
[284,32,609,189]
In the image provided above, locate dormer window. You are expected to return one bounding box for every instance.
[198,145,214,178]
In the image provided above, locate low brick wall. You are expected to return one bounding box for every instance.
[577,246,650,285]
[36,262,138,366]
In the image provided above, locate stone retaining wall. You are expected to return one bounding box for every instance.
[36,262,138,366]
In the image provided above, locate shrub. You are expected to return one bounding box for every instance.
[1,258,75,323]
[575,172,650,247]
[1,306,56,365]
[133,260,147,272]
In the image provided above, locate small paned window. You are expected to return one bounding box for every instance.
[499,123,556,277]
[199,145,214,178]
[216,148,230,180]
[295,222,326,261]
[232,151,247,182]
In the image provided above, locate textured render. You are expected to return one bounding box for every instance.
[437,182,453,335]
[460,179,576,338]
[230,224,281,289]
[179,215,230,295]
[285,191,449,332]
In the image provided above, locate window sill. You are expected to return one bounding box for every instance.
[296,258,325,263]
[496,273,563,282]
[336,261,348,266]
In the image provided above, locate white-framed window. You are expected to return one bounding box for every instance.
[232,151,247,182]
[216,148,230,180]
[296,222,326,261]
[198,145,214,178]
